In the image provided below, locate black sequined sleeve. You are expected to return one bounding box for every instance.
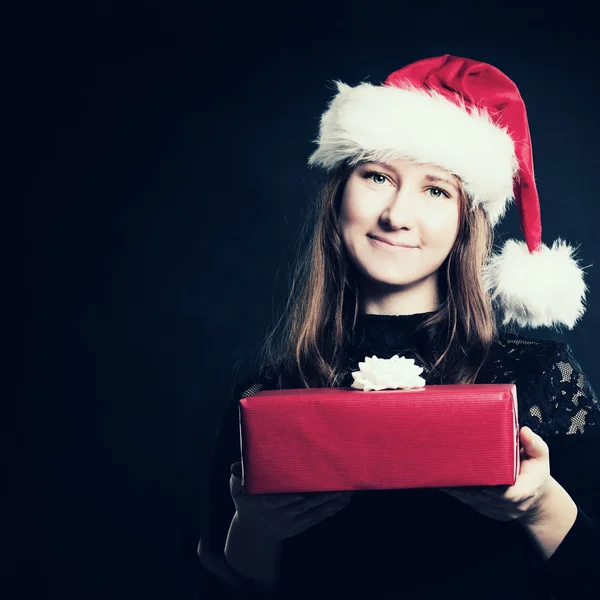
[200,375,260,598]
[534,343,600,599]
[202,394,241,560]
[201,371,283,598]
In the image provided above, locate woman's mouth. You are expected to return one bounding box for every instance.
[368,236,418,251]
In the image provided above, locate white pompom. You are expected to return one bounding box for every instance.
[483,238,587,329]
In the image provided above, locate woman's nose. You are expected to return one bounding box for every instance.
[381,187,417,228]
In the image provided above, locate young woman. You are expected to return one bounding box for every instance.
[198,55,599,599]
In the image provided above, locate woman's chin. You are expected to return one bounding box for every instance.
[364,274,423,288]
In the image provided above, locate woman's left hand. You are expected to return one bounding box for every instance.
[439,426,552,524]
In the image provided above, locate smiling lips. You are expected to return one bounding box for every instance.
[369,235,418,249]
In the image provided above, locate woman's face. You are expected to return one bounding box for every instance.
[339,158,461,291]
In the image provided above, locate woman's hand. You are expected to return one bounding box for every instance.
[229,461,354,542]
[439,426,552,525]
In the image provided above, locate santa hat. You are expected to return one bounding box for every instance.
[308,54,587,329]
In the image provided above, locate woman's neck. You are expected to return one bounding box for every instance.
[359,273,440,316]
[347,310,436,364]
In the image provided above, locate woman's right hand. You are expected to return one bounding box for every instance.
[229,462,354,542]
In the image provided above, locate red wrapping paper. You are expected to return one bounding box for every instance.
[239,384,519,494]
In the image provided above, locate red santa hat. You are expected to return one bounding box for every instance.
[308,54,587,329]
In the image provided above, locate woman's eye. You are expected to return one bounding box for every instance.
[362,171,389,185]
[428,187,450,199]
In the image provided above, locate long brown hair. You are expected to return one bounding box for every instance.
[253,161,497,389]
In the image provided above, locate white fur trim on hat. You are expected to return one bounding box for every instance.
[308,81,519,227]
[483,239,587,329]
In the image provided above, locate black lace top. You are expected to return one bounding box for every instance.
[202,313,600,599]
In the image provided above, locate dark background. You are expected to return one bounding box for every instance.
[15,4,599,599]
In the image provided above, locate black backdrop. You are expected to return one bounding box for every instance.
[16,4,600,599]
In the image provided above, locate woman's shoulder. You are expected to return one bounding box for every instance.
[486,329,566,375]
[484,329,600,438]
[486,329,591,387]
[492,328,564,354]
[231,365,301,404]
[231,371,272,406]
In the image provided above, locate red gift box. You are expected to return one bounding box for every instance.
[239,384,520,494]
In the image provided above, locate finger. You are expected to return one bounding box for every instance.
[229,462,244,497]
[497,470,538,501]
[261,493,308,508]
[291,491,352,521]
[278,494,352,538]
[230,473,242,498]
[439,487,467,497]
[520,426,544,454]
[261,494,299,508]
[440,486,481,496]
[285,491,350,513]
[441,487,503,508]
[478,485,511,498]
[443,485,508,498]
[262,490,346,509]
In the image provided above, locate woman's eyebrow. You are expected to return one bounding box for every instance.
[424,174,459,193]
[361,161,395,173]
